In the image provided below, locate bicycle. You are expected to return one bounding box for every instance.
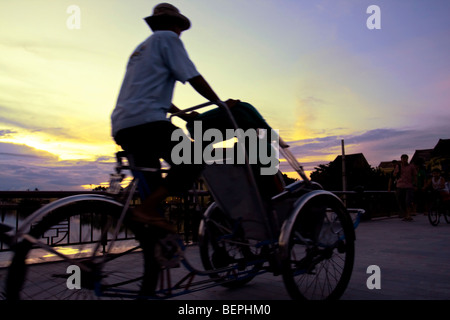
[1,101,363,300]
[427,190,450,226]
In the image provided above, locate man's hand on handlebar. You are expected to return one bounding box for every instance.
[170,99,240,121]
[181,99,239,120]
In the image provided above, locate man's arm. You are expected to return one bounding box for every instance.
[188,75,220,102]
[188,75,240,108]
[393,165,399,177]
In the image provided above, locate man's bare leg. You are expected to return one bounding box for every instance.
[131,185,176,233]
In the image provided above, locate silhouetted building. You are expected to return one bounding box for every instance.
[378,161,397,175]
[378,138,450,178]
[410,149,433,166]
[312,153,372,191]
[429,139,450,175]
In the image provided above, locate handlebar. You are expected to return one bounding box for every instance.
[169,100,227,119]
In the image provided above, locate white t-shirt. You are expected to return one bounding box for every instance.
[111,30,200,137]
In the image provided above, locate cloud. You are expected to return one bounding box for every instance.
[0,124,448,191]
[284,124,450,173]
[0,141,114,190]
[0,103,62,136]
[0,142,58,161]
[0,156,114,191]
[0,129,16,138]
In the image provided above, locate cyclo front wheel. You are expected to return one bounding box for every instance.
[428,199,440,226]
[279,191,355,300]
[5,196,156,300]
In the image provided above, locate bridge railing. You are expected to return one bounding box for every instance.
[0,189,399,253]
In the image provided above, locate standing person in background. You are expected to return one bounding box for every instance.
[388,160,399,192]
[393,154,417,221]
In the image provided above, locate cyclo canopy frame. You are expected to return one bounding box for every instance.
[170,100,311,242]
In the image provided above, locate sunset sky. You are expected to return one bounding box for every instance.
[1,0,449,190]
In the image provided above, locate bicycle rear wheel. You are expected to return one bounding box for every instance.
[5,198,152,300]
[428,202,440,226]
[280,192,355,300]
[444,209,450,224]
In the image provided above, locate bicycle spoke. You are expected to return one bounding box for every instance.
[282,193,355,300]
[5,199,146,300]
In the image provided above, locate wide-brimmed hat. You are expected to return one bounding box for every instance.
[144,3,191,31]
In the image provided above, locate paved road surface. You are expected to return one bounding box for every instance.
[1,214,449,302]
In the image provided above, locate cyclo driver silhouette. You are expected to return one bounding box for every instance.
[111,3,240,233]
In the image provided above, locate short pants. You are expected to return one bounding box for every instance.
[114,121,203,196]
